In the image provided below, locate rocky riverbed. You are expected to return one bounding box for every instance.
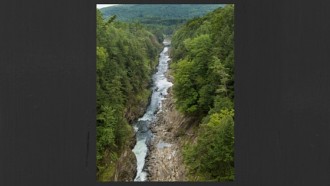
[143,70,199,181]
[144,88,185,181]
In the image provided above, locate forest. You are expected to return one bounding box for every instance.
[171,5,234,181]
[99,4,223,42]
[96,4,234,182]
[96,10,162,180]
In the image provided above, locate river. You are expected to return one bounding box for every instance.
[132,40,172,182]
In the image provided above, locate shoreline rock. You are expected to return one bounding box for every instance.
[114,147,137,181]
[144,79,187,181]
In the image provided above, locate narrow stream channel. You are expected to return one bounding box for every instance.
[132,40,172,182]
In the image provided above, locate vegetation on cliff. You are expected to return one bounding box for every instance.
[96,9,162,181]
[171,5,235,181]
[99,4,224,43]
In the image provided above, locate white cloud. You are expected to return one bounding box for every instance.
[96,4,118,9]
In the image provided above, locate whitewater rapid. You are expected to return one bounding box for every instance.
[132,44,172,182]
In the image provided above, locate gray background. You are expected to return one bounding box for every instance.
[1,0,330,185]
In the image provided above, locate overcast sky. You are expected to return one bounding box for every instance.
[96,4,118,9]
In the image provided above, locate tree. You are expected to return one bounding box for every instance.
[171,5,235,181]
[96,9,162,180]
[184,109,235,181]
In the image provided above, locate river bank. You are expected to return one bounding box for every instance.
[132,45,173,181]
[132,41,201,181]
[144,66,200,181]
[144,86,186,181]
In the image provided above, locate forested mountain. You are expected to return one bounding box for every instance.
[99,4,224,22]
[171,5,234,181]
[96,9,162,181]
[99,4,224,39]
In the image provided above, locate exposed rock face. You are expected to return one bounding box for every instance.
[144,70,199,181]
[125,97,151,124]
[145,88,184,181]
[114,148,137,181]
[114,134,137,181]
[113,93,151,181]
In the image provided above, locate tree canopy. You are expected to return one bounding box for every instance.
[99,4,224,41]
[96,9,162,181]
[171,5,235,181]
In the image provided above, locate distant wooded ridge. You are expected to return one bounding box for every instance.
[99,4,224,24]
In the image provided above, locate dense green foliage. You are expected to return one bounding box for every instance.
[171,5,235,181]
[96,4,235,182]
[100,4,223,22]
[96,9,162,180]
[184,109,234,181]
[99,4,224,39]
[172,5,234,116]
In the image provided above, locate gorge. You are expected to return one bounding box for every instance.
[96,4,234,182]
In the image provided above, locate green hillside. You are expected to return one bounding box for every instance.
[171,5,234,181]
[100,4,224,22]
[99,4,224,37]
